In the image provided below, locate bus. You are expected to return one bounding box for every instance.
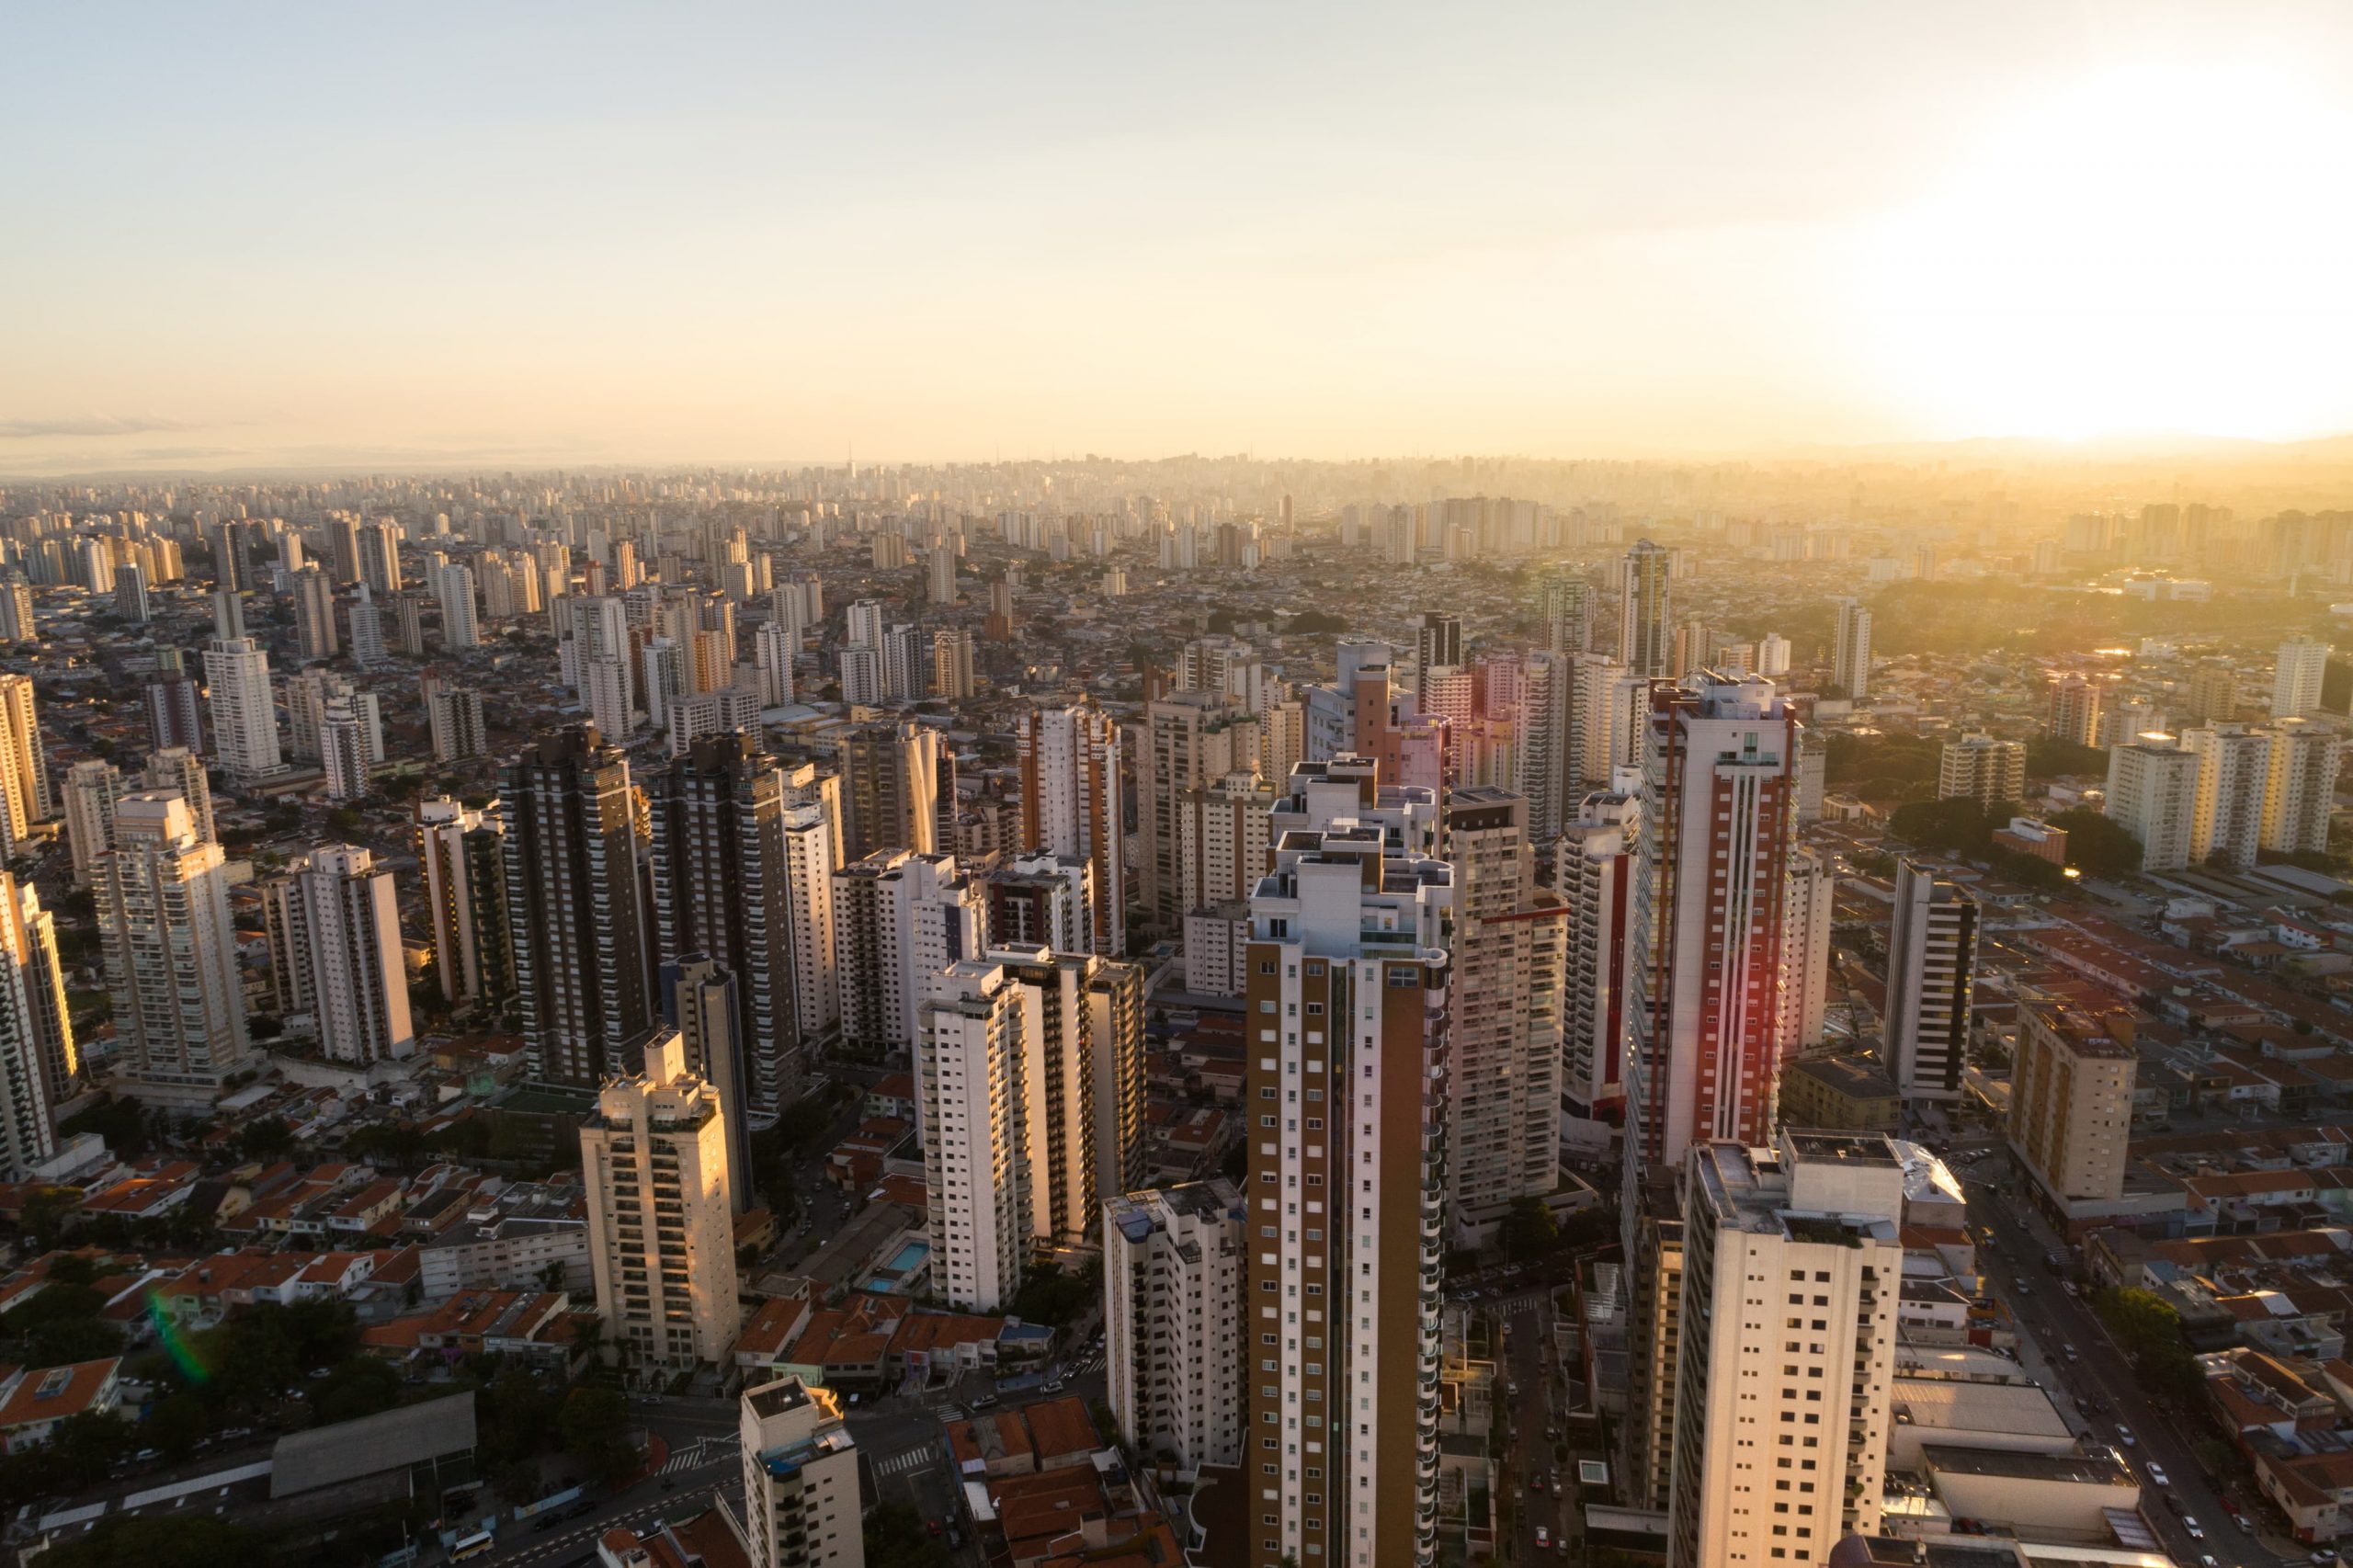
[452,1530,496,1561]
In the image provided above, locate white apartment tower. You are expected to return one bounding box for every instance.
[93,793,250,1103]
[2181,722,2275,869]
[1831,597,1872,702]
[1884,860,1981,1102]
[62,759,121,887]
[738,1377,865,1568]
[2264,718,2345,856]
[2273,635,2331,720]
[1557,790,1637,1124]
[204,633,283,780]
[436,561,480,648]
[1104,1179,1245,1472]
[1663,1131,1905,1568]
[2103,738,2200,871]
[917,959,1029,1312]
[582,1030,745,1372]
[0,875,76,1116]
[142,748,214,846]
[267,845,415,1065]
[1016,701,1127,956]
[1782,845,1836,1058]
[1242,755,1451,1568]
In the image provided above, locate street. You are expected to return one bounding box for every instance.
[1961,1142,2286,1567]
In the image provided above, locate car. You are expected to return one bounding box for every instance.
[2063,1346,2080,1362]
[2183,1516,2203,1540]
[2116,1424,2136,1446]
[1534,1527,1551,1551]
[2313,1550,2339,1564]
[308,1366,332,1380]
[972,1393,998,1410]
[2147,1462,2169,1487]
[1529,1477,1544,1494]
[1041,1380,1065,1394]
[2237,1514,2256,1535]
[2014,1279,2032,1296]
[928,1521,942,1538]
[2164,1494,2188,1517]
[2198,1556,2218,1568]
[947,1526,963,1549]
[1508,1382,1521,1398]
[133,1449,158,1462]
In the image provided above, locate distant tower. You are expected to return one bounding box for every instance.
[1885,859,1981,1102]
[1831,597,1873,701]
[93,793,250,1104]
[1619,540,1673,677]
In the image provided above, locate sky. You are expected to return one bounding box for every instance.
[8,2,2353,473]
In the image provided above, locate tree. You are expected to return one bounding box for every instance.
[234,1116,295,1162]
[2094,1286,2203,1405]
[61,1097,149,1160]
[2027,735,2108,779]
[558,1385,637,1484]
[2048,808,2143,879]
[313,1357,403,1425]
[143,1392,210,1461]
[864,1502,953,1568]
[1498,1197,1560,1265]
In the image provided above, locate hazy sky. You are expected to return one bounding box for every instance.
[9,2,2353,472]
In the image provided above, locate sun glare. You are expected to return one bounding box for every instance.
[1859,62,2353,443]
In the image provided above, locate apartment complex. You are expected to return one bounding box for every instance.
[1557,790,1636,1124]
[1104,1179,1245,1472]
[93,793,250,1104]
[738,1376,865,1568]
[1935,733,2024,806]
[915,960,1028,1312]
[581,1031,744,1373]
[2008,1002,2136,1206]
[1884,860,1981,1102]
[1663,1131,1905,1568]
[1015,701,1126,956]
[1240,756,1452,1568]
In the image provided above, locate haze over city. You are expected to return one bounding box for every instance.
[12,2,2353,472]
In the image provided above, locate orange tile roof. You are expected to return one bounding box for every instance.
[0,1358,119,1432]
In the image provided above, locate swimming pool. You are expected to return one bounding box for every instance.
[885,1241,928,1272]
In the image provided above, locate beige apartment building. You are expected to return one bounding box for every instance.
[2007,1003,2136,1205]
[582,1030,743,1377]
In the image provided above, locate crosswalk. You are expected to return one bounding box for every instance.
[875,1447,939,1479]
[1067,1351,1105,1377]
[659,1437,738,1476]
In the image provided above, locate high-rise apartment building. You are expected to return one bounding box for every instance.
[205,633,283,780]
[2185,665,2239,725]
[1663,1131,1904,1568]
[2046,674,2102,749]
[983,857,1094,955]
[917,959,1028,1311]
[503,726,654,1087]
[142,746,214,846]
[62,760,121,887]
[2008,1002,2134,1205]
[94,793,249,1104]
[146,648,204,756]
[1558,790,1636,1124]
[436,562,479,649]
[1241,756,1451,1568]
[416,797,513,1009]
[837,644,882,706]
[1620,540,1673,678]
[2103,737,2200,871]
[835,720,942,861]
[832,850,983,1054]
[291,565,339,662]
[650,733,802,1116]
[664,955,754,1217]
[1176,771,1279,921]
[582,1030,743,1372]
[1830,597,1872,702]
[1626,677,1802,1173]
[1016,702,1126,957]
[2273,635,2331,720]
[781,801,839,1040]
[1137,690,1259,931]
[1884,860,1980,1102]
[1411,611,1461,700]
[1104,1179,1245,1473]
[357,521,402,595]
[0,875,75,1114]
[2263,717,2344,856]
[0,876,65,1177]
[2181,722,2275,869]
[738,1377,865,1568]
[1440,788,1566,1240]
[320,694,372,801]
[264,845,415,1065]
[880,622,927,702]
[930,628,975,700]
[1936,733,2025,806]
